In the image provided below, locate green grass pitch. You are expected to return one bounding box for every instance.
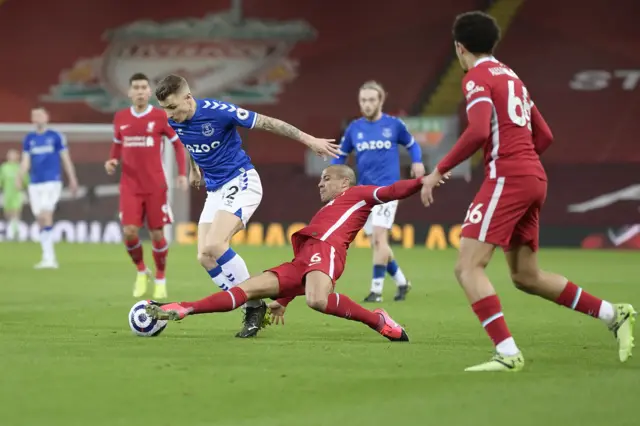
[1,243,638,426]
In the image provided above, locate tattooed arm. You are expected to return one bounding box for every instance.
[253,114,311,143]
[252,114,340,158]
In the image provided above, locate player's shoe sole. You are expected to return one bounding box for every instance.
[464,352,525,372]
[145,302,190,321]
[610,303,637,362]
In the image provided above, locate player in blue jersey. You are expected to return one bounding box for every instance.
[16,107,79,269]
[154,74,339,338]
[332,81,425,302]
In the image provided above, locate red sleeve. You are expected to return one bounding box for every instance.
[109,143,122,160]
[276,296,295,307]
[172,141,186,176]
[362,178,422,205]
[163,120,179,143]
[437,101,492,175]
[113,113,123,144]
[530,105,553,155]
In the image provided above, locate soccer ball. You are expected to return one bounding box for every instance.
[128,300,167,337]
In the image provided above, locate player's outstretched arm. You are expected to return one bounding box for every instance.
[253,114,340,159]
[369,178,424,204]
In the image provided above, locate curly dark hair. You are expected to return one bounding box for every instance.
[453,11,501,55]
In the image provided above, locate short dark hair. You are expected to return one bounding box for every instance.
[155,74,188,101]
[453,11,501,55]
[129,72,149,85]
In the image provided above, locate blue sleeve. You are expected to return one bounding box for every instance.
[397,119,422,163]
[206,100,257,130]
[54,131,68,152]
[330,127,354,165]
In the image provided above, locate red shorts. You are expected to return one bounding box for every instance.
[460,176,547,251]
[267,237,346,299]
[119,191,173,230]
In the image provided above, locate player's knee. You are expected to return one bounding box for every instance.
[149,229,164,241]
[197,249,216,269]
[454,257,488,282]
[305,294,328,312]
[122,226,139,240]
[510,270,540,294]
[204,238,229,259]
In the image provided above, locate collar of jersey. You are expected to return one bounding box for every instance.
[473,56,499,68]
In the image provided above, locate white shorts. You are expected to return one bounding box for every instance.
[198,169,263,226]
[363,200,398,235]
[28,181,62,216]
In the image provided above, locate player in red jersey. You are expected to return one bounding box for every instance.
[105,73,188,300]
[420,11,636,372]
[145,165,443,340]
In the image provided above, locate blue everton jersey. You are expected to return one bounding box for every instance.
[22,129,67,184]
[169,98,258,191]
[332,114,420,186]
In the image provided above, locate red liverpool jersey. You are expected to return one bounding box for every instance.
[112,105,182,194]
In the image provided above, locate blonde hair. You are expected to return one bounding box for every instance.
[359,80,386,102]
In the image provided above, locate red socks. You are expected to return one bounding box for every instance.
[152,238,169,280]
[325,293,383,330]
[181,287,247,314]
[472,295,513,346]
[555,281,602,318]
[125,237,145,272]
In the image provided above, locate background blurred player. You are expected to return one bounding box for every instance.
[420,11,636,372]
[105,73,188,300]
[155,74,339,338]
[1,149,27,240]
[146,165,444,340]
[16,107,78,268]
[332,81,425,303]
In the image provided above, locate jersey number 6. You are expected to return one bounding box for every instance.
[507,80,532,130]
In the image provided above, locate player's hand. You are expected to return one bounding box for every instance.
[104,159,119,175]
[176,175,188,191]
[411,162,426,178]
[420,170,451,207]
[303,136,340,160]
[267,301,286,325]
[189,168,203,190]
[68,177,79,198]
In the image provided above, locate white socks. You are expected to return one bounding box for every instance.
[40,226,56,262]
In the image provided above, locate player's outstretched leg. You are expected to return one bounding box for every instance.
[150,230,169,300]
[506,245,637,362]
[305,271,409,342]
[198,212,269,338]
[123,225,150,297]
[145,272,280,324]
[455,238,524,372]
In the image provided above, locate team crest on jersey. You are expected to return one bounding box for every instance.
[201,123,215,137]
[382,128,392,138]
[357,132,364,139]
[39,8,316,112]
[146,121,155,133]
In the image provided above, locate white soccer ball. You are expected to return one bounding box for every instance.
[128,300,168,337]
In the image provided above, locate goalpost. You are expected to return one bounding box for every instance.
[0,123,189,243]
